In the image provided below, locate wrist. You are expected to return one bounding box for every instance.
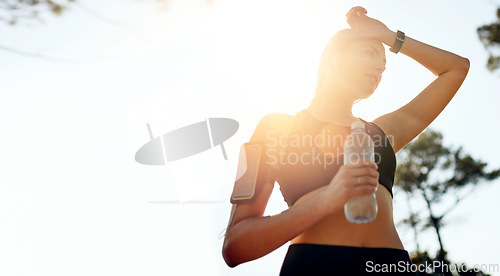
[381,29,396,47]
[316,191,342,216]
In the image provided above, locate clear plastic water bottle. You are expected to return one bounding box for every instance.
[343,120,378,223]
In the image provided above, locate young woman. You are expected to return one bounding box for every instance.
[222,6,469,275]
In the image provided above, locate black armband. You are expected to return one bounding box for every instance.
[230,142,276,204]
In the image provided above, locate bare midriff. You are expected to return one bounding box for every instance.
[290,183,405,250]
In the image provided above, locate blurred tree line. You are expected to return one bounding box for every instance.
[395,129,500,275]
[478,7,500,72]
[0,0,75,26]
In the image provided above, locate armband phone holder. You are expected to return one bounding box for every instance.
[230,142,262,204]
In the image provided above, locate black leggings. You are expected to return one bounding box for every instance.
[280,243,418,275]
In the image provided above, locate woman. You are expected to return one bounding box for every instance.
[222,6,469,275]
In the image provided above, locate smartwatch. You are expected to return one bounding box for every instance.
[389,30,405,54]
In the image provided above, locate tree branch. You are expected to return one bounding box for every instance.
[439,185,478,219]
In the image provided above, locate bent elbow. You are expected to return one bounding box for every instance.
[223,254,239,268]
[222,237,241,268]
[441,57,470,78]
[459,57,470,76]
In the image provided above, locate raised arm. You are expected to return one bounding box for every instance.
[346,6,470,153]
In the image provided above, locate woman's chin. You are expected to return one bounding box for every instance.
[355,87,376,100]
[336,79,376,100]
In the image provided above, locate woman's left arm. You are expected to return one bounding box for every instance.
[347,6,470,153]
[375,29,469,153]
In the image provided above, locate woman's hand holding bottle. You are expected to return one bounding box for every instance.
[319,160,379,215]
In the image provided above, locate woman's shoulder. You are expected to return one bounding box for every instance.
[250,112,298,143]
[262,112,297,125]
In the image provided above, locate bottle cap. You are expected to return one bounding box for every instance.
[351,120,365,130]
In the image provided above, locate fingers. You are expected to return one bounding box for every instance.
[346,6,367,18]
[348,183,378,198]
[325,159,379,204]
[344,159,378,170]
[349,175,379,187]
[346,6,368,30]
[337,163,378,185]
[346,166,379,179]
[341,160,379,188]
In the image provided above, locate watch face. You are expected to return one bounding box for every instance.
[396,31,405,40]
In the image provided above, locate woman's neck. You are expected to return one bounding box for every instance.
[306,83,358,125]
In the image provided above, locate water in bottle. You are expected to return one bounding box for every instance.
[343,120,378,223]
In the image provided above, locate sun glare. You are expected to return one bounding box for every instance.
[205,0,339,114]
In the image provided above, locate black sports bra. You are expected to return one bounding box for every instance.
[260,109,396,207]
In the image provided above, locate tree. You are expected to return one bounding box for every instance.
[409,251,492,276]
[477,7,500,72]
[0,0,76,26]
[395,129,500,267]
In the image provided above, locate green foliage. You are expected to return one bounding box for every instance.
[395,130,450,194]
[487,54,500,71]
[395,128,500,266]
[477,8,500,72]
[396,129,499,205]
[0,0,75,26]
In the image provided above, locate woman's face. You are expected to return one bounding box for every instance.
[333,37,386,100]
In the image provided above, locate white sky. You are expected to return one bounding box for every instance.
[1,0,499,275]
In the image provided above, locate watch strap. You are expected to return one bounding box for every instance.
[389,30,405,54]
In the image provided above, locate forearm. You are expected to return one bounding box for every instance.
[380,30,469,76]
[223,192,338,267]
